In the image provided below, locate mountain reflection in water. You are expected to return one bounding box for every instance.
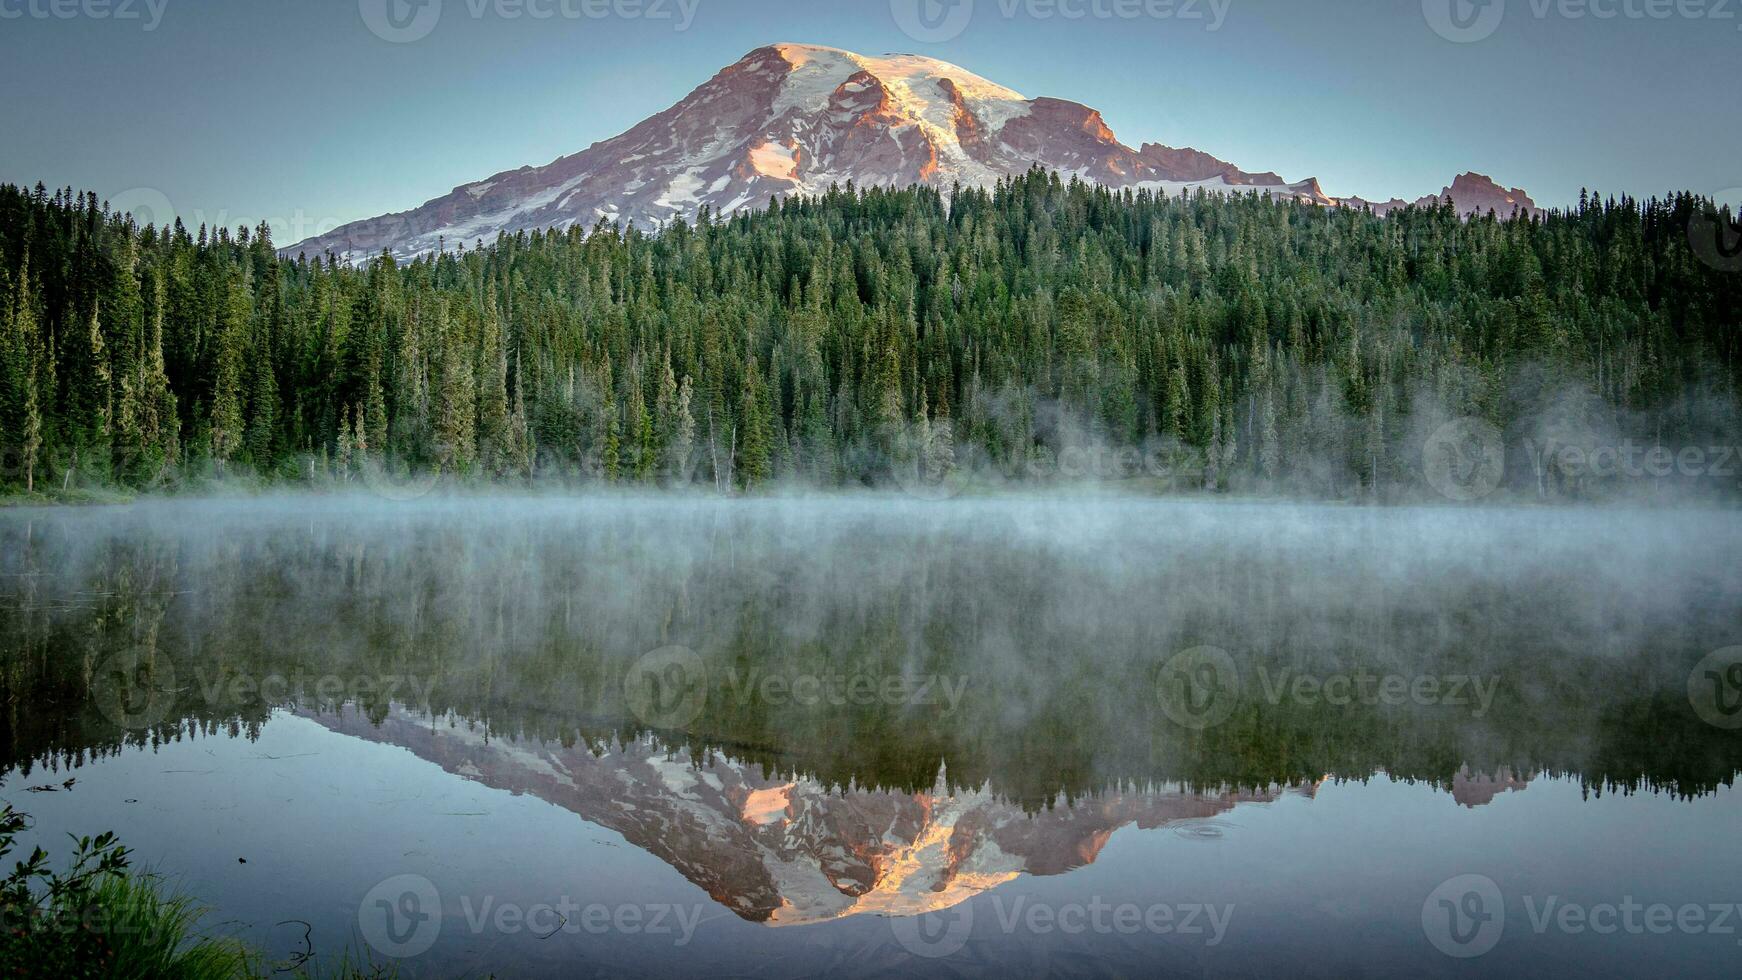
[310,704,1293,925]
[2,497,1739,975]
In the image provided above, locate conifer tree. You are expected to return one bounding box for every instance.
[508,356,532,478]
[625,365,654,482]
[669,374,695,484]
[737,358,771,488]
[336,404,355,480]
[3,260,45,491]
[245,353,278,469]
[75,307,113,480]
[436,307,476,472]
[209,280,249,472]
[475,299,511,476]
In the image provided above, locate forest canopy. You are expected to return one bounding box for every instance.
[0,170,1737,499]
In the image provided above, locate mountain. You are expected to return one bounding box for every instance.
[1450,764,1533,808]
[309,706,1296,924]
[288,43,1539,262]
[308,707,1532,924]
[1345,172,1543,220]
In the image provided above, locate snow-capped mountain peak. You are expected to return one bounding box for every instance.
[288,43,1538,263]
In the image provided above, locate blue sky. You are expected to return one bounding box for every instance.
[1,0,1736,242]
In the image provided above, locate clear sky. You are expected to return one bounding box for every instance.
[2,0,1736,242]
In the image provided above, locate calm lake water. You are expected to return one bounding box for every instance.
[3,496,1740,977]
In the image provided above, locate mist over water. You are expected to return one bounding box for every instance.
[2,495,1740,976]
[5,494,1741,790]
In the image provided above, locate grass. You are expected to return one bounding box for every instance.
[64,872,257,979]
[0,804,391,979]
[1,872,396,978]
[2,871,396,979]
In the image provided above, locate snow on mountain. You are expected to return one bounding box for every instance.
[308,705,1295,924]
[288,43,1538,263]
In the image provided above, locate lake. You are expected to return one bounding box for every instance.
[3,496,1740,977]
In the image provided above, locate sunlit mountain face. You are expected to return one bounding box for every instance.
[2,498,1739,975]
[288,43,1539,263]
[310,705,1300,926]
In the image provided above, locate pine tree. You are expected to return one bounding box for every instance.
[143,272,178,473]
[336,404,355,480]
[737,358,771,488]
[475,299,511,476]
[209,281,249,472]
[3,260,45,492]
[245,352,277,469]
[669,374,695,484]
[21,372,40,494]
[1205,408,1223,491]
[76,306,113,480]
[1259,386,1280,484]
[364,360,388,461]
[435,307,476,473]
[114,362,144,483]
[353,402,369,458]
[654,359,678,480]
[625,366,654,482]
[508,355,532,478]
[602,409,621,483]
[1220,398,1237,487]
[1167,353,1190,443]
[799,381,833,482]
[925,395,956,483]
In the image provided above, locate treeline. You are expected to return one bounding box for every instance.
[4,505,1735,803]
[0,171,1738,496]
